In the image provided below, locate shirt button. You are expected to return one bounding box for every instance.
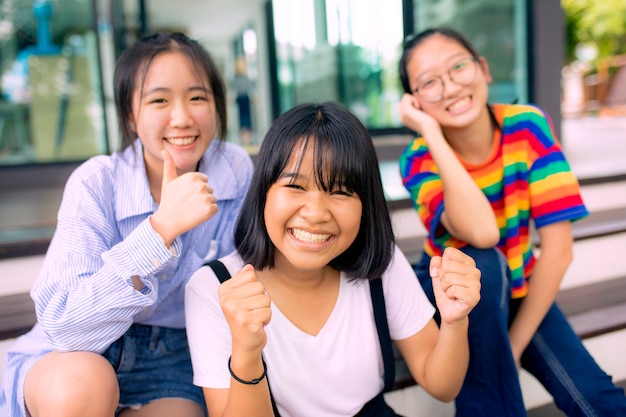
[151,258,161,267]
[161,274,169,281]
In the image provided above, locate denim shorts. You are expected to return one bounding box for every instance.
[102,323,206,415]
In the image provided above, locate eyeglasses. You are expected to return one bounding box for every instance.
[411,57,479,103]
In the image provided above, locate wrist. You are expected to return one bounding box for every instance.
[149,215,175,249]
[149,216,176,255]
[228,355,267,385]
[421,126,446,143]
[440,316,469,332]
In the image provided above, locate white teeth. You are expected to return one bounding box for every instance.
[291,228,331,243]
[166,136,196,146]
[448,97,470,111]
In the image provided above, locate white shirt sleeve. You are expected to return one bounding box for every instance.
[383,245,436,341]
[185,254,241,388]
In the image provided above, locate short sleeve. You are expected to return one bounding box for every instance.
[526,107,589,228]
[185,264,234,388]
[383,246,435,340]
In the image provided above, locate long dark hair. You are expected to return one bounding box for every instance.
[235,102,395,280]
[113,32,227,150]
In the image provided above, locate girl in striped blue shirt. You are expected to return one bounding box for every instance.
[0,32,253,417]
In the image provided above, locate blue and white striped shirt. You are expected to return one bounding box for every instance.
[0,139,252,416]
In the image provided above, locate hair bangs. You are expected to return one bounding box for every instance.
[308,127,364,199]
[235,102,395,279]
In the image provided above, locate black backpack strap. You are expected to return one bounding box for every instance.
[204,259,232,283]
[369,277,395,393]
[203,258,282,417]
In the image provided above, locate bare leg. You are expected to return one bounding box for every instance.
[24,351,119,417]
[119,398,205,417]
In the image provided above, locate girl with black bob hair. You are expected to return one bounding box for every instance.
[185,102,482,417]
[235,101,393,279]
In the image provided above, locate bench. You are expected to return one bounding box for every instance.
[0,292,35,340]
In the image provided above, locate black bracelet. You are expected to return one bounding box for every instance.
[228,356,267,385]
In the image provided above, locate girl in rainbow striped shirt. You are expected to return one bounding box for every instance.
[398,27,626,416]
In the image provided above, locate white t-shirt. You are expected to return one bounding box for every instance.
[185,245,435,417]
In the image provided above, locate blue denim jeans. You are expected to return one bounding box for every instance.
[102,323,207,416]
[414,246,626,417]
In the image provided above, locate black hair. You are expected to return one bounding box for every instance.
[398,27,500,129]
[235,102,395,280]
[113,32,227,150]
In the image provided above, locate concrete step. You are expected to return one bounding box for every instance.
[562,231,626,289]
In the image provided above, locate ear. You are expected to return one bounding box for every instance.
[478,57,493,84]
[128,117,136,131]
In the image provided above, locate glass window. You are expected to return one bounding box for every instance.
[270,0,528,132]
[271,0,405,129]
[0,0,107,166]
[412,0,528,105]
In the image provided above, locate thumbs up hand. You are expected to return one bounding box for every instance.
[150,150,218,245]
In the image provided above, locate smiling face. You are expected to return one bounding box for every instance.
[405,33,492,129]
[131,50,217,179]
[263,141,363,276]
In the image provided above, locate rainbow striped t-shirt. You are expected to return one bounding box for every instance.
[399,103,589,298]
